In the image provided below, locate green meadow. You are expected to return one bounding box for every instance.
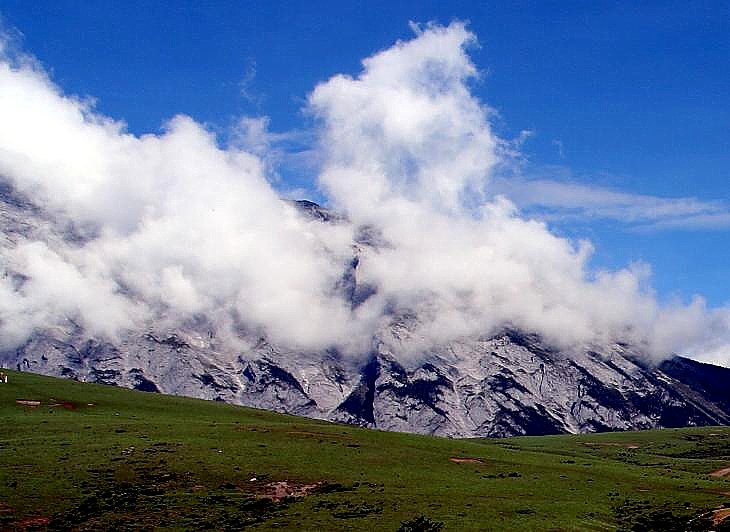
[2,369,730,530]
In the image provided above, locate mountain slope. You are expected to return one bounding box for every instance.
[7,308,730,438]
[2,370,730,531]
[2,185,730,437]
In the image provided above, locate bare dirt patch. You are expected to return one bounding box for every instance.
[449,457,484,464]
[49,401,77,410]
[15,399,41,407]
[714,508,730,525]
[16,399,80,410]
[264,481,321,501]
[710,467,730,478]
[286,430,353,441]
[16,516,50,527]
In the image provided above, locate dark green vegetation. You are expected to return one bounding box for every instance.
[2,370,730,530]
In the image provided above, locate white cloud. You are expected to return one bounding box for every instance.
[494,176,730,230]
[0,45,358,351]
[238,58,264,106]
[309,21,498,217]
[308,21,730,363]
[0,22,729,367]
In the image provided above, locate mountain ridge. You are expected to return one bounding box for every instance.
[2,186,729,437]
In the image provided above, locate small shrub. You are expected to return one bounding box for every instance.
[398,515,444,532]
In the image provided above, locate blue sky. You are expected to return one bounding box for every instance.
[1,0,728,306]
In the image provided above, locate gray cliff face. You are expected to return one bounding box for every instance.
[2,187,730,437]
[7,322,730,438]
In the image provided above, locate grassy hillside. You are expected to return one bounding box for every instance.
[2,369,730,531]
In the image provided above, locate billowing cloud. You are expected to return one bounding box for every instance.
[0,22,728,366]
[0,44,357,351]
[310,22,499,219]
[308,21,730,363]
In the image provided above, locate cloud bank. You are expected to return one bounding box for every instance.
[0,22,728,366]
[0,43,356,351]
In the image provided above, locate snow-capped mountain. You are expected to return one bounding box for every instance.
[2,184,730,437]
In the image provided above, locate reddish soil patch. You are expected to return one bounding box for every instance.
[48,401,77,410]
[264,481,321,501]
[286,430,352,441]
[449,457,484,464]
[15,399,41,407]
[714,508,730,525]
[15,399,79,409]
[16,516,50,527]
[710,467,730,478]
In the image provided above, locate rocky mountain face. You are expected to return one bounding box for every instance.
[2,185,730,437]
